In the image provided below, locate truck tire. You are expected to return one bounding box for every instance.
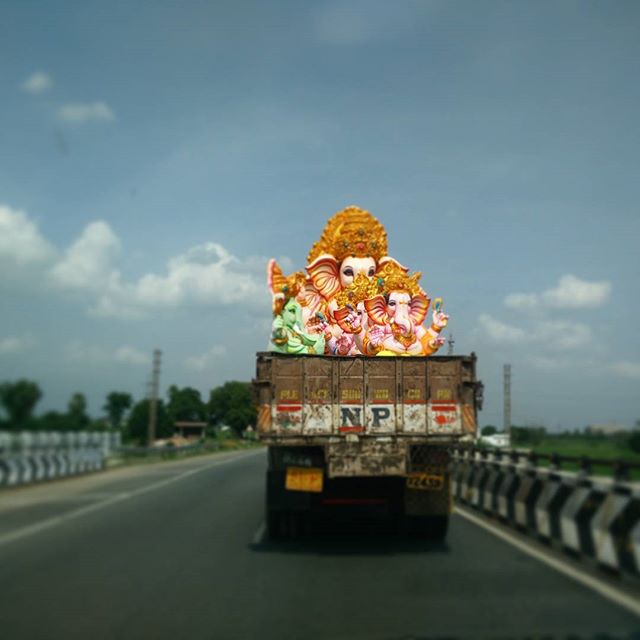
[267,510,284,540]
[407,515,449,541]
[267,510,303,541]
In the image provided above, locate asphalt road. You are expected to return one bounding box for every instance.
[0,449,638,639]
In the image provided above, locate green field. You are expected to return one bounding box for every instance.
[522,436,640,479]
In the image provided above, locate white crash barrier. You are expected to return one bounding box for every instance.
[0,431,121,489]
[452,447,640,577]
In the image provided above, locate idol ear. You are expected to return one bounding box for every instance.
[378,256,409,272]
[364,295,388,325]
[300,279,321,308]
[267,259,286,296]
[409,293,430,326]
[306,254,341,300]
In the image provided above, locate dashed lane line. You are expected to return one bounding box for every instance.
[252,521,267,545]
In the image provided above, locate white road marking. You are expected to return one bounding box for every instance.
[252,521,266,545]
[0,449,265,549]
[0,491,121,507]
[454,506,640,618]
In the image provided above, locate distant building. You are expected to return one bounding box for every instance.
[174,421,207,439]
[479,433,511,448]
[586,423,627,435]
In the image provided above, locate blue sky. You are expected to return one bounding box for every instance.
[1,1,639,429]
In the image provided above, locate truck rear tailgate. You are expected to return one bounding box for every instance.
[254,353,480,440]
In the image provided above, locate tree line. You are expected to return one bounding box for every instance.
[481,423,640,454]
[0,379,256,444]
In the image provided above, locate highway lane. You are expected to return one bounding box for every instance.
[0,449,638,639]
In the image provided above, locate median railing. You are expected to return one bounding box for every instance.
[0,431,121,488]
[451,446,640,578]
[0,432,260,488]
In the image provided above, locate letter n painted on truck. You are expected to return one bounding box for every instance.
[340,407,363,433]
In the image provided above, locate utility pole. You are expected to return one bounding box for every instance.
[147,349,162,446]
[447,333,455,356]
[503,364,512,444]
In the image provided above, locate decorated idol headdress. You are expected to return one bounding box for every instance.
[307,206,388,264]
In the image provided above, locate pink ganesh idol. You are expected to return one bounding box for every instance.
[334,264,449,357]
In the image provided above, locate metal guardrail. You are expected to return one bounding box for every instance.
[450,446,640,578]
[0,432,260,487]
[0,430,121,488]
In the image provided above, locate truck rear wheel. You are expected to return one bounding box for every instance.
[267,510,304,541]
[266,510,284,540]
[406,515,449,541]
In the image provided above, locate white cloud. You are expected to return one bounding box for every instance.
[132,243,263,306]
[65,342,149,367]
[477,314,527,344]
[88,295,145,320]
[543,274,611,309]
[1,204,269,318]
[0,204,55,267]
[0,335,35,355]
[49,220,121,291]
[90,241,267,319]
[21,71,53,94]
[608,361,640,379]
[184,345,227,371]
[57,102,115,124]
[312,0,421,45]
[478,315,592,351]
[530,356,571,371]
[536,320,592,350]
[503,292,537,310]
[114,346,150,366]
[505,274,611,310]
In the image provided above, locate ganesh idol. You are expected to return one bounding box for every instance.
[305,206,389,305]
[268,207,404,343]
[266,205,450,356]
[266,261,326,355]
[333,262,449,356]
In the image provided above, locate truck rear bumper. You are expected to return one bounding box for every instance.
[266,444,451,518]
[267,469,405,516]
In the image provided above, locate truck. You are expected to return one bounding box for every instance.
[253,352,483,540]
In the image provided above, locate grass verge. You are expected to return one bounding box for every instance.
[107,439,264,468]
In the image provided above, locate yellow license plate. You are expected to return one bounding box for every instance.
[406,473,444,491]
[285,467,324,493]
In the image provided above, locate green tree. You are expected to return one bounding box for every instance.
[103,392,133,429]
[511,425,546,446]
[67,392,90,430]
[37,411,69,431]
[630,422,640,454]
[88,418,110,432]
[166,386,206,423]
[125,398,171,444]
[481,425,497,436]
[0,379,42,429]
[208,381,256,436]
